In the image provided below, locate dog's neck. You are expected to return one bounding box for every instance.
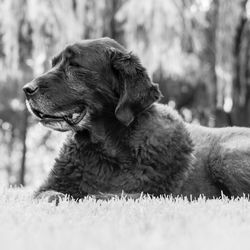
[80,114,133,162]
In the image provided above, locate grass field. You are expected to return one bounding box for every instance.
[0,188,250,250]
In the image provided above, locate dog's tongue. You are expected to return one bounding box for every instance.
[72,113,81,120]
[64,110,86,125]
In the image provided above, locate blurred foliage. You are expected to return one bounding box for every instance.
[0,0,249,186]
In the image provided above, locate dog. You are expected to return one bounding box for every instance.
[23,37,250,202]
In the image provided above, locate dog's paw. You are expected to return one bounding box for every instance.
[92,192,143,201]
[35,191,67,205]
[91,192,116,200]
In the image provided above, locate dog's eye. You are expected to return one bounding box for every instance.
[69,61,81,68]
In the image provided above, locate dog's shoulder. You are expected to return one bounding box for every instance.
[135,103,187,139]
[129,103,194,194]
[137,103,183,131]
[132,103,193,158]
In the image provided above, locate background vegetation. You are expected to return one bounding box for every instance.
[0,0,249,187]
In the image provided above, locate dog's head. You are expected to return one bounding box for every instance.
[23,38,161,132]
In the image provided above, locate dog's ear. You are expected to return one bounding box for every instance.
[109,48,161,126]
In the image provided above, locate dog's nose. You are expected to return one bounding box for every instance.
[23,82,39,96]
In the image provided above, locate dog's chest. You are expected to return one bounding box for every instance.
[60,139,167,195]
[57,125,190,196]
[78,151,160,194]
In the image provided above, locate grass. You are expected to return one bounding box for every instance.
[0,188,250,250]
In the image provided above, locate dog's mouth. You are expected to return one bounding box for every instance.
[32,108,87,126]
[26,101,88,131]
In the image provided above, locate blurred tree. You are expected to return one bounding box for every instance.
[232,0,250,126]
[202,0,219,126]
[213,0,242,126]
[102,0,125,44]
[0,0,33,185]
[18,0,33,186]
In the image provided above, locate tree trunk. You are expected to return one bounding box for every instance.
[17,0,33,186]
[103,0,125,45]
[232,0,250,126]
[6,127,15,186]
[19,99,28,186]
[204,0,219,127]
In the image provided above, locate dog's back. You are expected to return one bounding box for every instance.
[183,123,250,198]
[138,103,250,198]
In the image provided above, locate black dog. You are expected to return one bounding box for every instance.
[23,37,250,202]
